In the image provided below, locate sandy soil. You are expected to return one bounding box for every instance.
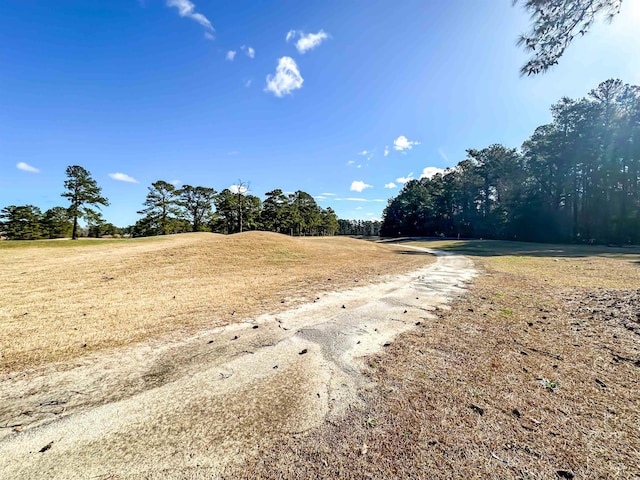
[0,247,475,479]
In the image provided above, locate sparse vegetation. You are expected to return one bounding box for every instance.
[233,239,640,479]
[0,233,433,373]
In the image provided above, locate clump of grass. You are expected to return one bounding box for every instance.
[540,378,559,391]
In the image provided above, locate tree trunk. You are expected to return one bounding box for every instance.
[71,214,78,240]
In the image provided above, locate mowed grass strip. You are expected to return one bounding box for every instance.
[0,232,433,373]
[234,240,640,479]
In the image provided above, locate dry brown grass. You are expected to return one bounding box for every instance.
[0,232,432,374]
[233,240,640,479]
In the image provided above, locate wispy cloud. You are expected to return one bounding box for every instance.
[241,45,255,58]
[16,162,40,173]
[226,50,236,61]
[438,148,449,162]
[420,166,445,179]
[286,30,330,54]
[334,197,385,202]
[296,30,329,53]
[346,160,355,166]
[170,179,181,186]
[396,172,414,184]
[358,149,374,161]
[204,32,214,40]
[350,180,373,192]
[321,192,336,196]
[109,172,138,183]
[244,79,252,87]
[384,146,390,157]
[166,0,213,31]
[393,135,420,152]
[384,182,397,189]
[265,56,303,97]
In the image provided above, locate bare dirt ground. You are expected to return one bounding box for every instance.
[0,236,477,478]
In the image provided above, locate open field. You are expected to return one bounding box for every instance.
[0,232,433,374]
[0,237,466,478]
[235,240,640,479]
[3,236,639,478]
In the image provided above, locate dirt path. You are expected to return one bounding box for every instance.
[0,248,475,479]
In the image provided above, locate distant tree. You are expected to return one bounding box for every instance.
[178,185,217,232]
[61,165,109,240]
[261,189,289,233]
[288,190,321,235]
[320,207,339,235]
[85,210,106,238]
[212,187,261,234]
[42,206,73,239]
[515,0,623,75]
[213,189,237,234]
[0,205,43,240]
[138,180,180,235]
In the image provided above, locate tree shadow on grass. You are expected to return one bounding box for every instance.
[387,237,640,260]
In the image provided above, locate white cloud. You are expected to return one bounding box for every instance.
[350,180,373,192]
[226,50,236,61]
[384,182,397,189]
[384,146,389,157]
[204,32,214,40]
[346,160,355,166]
[170,179,181,186]
[241,45,255,58]
[358,150,368,156]
[265,57,303,97]
[285,30,297,42]
[393,135,420,152]
[334,197,385,202]
[396,172,414,184]
[321,192,336,196]
[438,148,449,162]
[166,0,213,30]
[295,30,329,54]
[420,166,445,179]
[355,206,363,210]
[315,195,327,200]
[16,162,39,173]
[109,172,138,183]
[229,184,249,194]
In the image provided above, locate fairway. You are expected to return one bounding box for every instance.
[0,232,433,373]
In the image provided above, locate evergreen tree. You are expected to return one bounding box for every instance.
[61,165,109,240]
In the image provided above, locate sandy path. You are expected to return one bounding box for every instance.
[0,248,475,479]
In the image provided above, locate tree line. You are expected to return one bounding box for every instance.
[0,168,341,240]
[132,180,339,237]
[381,79,640,245]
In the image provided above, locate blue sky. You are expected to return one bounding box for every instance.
[1,0,639,226]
